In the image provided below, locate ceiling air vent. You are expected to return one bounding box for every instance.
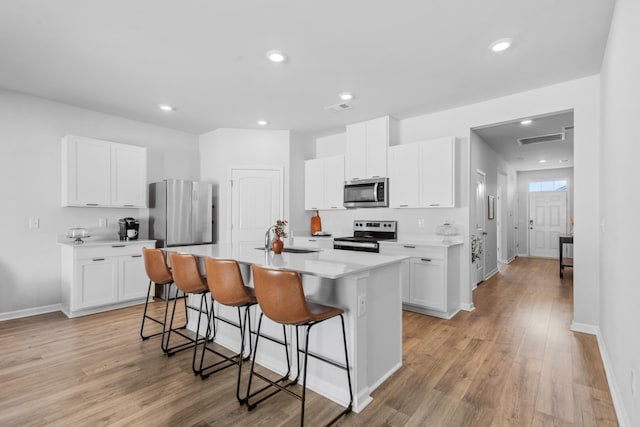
[517,132,565,146]
[324,102,353,113]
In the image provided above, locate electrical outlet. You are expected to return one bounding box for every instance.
[632,369,637,398]
[98,217,107,228]
[418,219,425,228]
[357,295,366,317]
[28,217,40,229]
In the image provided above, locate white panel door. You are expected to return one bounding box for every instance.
[410,258,445,311]
[421,136,455,207]
[119,254,148,301]
[345,122,367,180]
[111,143,147,207]
[323,155,345,209]
[64,136,111,206]
[230,168,283,245]
[77,258,118,309]
[529,191,567,257]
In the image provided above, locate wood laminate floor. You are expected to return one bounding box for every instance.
[0,258,617,426]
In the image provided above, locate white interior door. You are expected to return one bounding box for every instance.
[497,172,508,263]
[474,170,486,284]
[528,191,567,257]
[230,168,283,245]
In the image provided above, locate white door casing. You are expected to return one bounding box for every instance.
[528,191,567,258]
[229,167,283,245]
[473,170,486,285]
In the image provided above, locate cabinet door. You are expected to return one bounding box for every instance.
[119,254,149,301]
[389,143,420,208]
[410,258,446,311]
[323,155,345,209]
[345,122,367,180]
[62,136,110,206]
[111,143,147,207]
[420,137,455,207]
[76,257,118,309]
[305,159,324,210]
[365,117,388,178]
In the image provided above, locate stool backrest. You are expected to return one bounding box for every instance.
[142,247,172,285]
[204,258,252,306]
[168,252,208,294]
[251,265,310,325]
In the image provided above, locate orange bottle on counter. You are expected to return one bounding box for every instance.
[311,210,322,235]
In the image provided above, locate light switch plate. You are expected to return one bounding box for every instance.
[28,218,40,229]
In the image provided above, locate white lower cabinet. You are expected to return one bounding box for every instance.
[380,241,461,319]
[61,241,155,318]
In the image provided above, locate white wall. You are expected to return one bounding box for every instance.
[198,128,292,244]
[470,131,517,281]
[599,0,640,424]
[0,89,199,316]
[516,167,574,256]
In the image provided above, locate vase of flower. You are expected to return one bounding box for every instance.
[272,235,284,254]
[272,219,288,254]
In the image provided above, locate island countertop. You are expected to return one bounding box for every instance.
[166,243,408,279]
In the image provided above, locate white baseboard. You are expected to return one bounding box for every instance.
[484,268,499,281]
[506,255,516,263]
[595,328,631,427]
[570,321,599,335]
[0,304,62,321]
[460,302,475,312]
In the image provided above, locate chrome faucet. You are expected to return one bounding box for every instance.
[264,226,274,251]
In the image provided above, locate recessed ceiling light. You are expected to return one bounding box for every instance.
[266,50,287,63]
[539,159,547,163]
[158,104,175,112]
[339,92,354,101]
[520,119,532,125]
[490,38,512,52]
[257,120,269,126]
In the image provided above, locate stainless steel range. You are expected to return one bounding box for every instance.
[333,220,397,253]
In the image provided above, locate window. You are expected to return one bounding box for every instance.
[528,180,567,192]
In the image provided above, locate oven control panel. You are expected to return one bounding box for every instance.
[353,220,397,233]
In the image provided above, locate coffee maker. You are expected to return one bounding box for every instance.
[118,217,139,241]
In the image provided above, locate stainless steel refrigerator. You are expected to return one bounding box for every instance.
[148,179,213,247]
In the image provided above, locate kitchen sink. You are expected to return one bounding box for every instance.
[254,247,320,254]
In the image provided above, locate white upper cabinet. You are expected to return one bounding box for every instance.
[345,116,397,180]
[111,143,147,207]
[304,155,345,210]
[62,135,147,208]
[420,136,456,207]
[388,143,420,208]
[388,136,456,208]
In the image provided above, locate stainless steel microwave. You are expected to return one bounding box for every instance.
[343,177,389,208]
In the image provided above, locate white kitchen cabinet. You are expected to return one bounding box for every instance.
[345,116,397,180]
[292,236,334,249]
[304,155,345,210]
[388,143,420,208]
[111,143,147,207]
[388,136,456,208]
[62,135,147,208]
[60,240,156,318]
[379,241,461,319]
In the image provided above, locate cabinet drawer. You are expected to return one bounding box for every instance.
[379,244,443,260]
[73,243,150,259]
[292,237,333,249]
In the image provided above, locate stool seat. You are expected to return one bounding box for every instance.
[305,302,344,324]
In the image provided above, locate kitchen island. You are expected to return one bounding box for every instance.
[167,243,407,412]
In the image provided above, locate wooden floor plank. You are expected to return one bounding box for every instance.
[0,258,618,426]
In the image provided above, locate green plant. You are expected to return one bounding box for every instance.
[274,219,288,238]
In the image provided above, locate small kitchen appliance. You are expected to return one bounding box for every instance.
[333,220,397,252]
[119,217,139,241]
[343,177,389,208]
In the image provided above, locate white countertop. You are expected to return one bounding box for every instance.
[380,236,464,248]
[166,243,407,280]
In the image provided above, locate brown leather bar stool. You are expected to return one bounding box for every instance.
[247,265,353,426]
[166,252,211,373]
[140,247,187,350]
[199,258,258,403]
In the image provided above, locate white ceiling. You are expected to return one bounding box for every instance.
[0,1,615,137]
[474,111,574,171]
